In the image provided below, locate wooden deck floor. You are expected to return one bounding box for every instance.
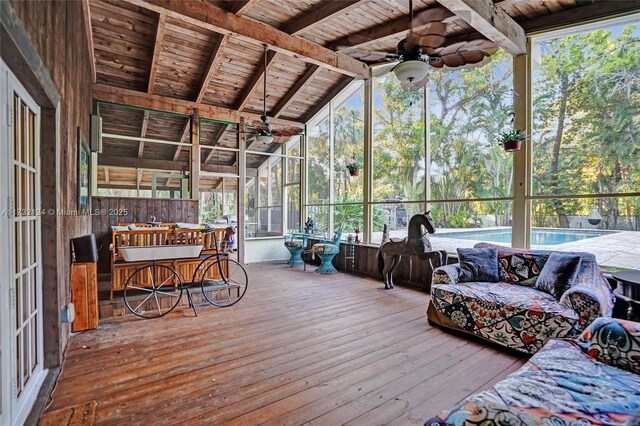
[45,263,526,425]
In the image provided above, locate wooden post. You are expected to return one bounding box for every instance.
[238,117,246,264]
[190,111,200,200]
[511,48,531,249]
[363,77,373,244]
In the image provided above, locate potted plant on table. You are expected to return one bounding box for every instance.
[346,159,362,176]
[498,129,527,152]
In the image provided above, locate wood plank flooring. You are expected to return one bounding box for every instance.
[44,263,527,425]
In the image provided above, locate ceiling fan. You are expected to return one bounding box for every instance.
[245,45,304,144]
[342,0,497,91]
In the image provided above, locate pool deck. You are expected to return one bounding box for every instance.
[379,227,640,271]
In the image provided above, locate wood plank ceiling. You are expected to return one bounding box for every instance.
[91,0,640,191]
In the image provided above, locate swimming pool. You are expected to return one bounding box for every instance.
[432,228,614,245]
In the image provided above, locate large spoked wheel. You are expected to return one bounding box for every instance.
[200,258,248,307]
[124,264,183,319]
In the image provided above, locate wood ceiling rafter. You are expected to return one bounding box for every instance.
[282,0,367,36]
[120,0,368,78]
[272,64,322,118]
[302,77,353,123]
[172,119,191,161]
[194,2,251,105]
[195,34,230,104]
[229,0,258,16]
[94,84,303,127]
[147,13,167,93]
[329,5,454,51]
[138,110,150,158]
[434,0,526,55]
[236,50,278,112]
[204,123,231,164]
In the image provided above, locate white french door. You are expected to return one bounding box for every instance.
[0,60,46,426]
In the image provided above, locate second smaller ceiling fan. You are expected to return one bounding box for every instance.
[244,45,304,144]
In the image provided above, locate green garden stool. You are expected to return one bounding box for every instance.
[311,229,343,274]
[311,243,340,274]
[284,239,304,266]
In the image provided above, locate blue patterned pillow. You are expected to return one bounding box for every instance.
[535,252,581,300]
[457,247,499,283]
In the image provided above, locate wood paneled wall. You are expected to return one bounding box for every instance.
[92,197,199,273]
[7,0,94,366]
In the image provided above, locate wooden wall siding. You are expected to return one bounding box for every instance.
[153,17,222,100]
[91,0,158,91]
[8,0,94,365]
[92,197,198,273]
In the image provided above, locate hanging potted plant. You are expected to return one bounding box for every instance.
[498,129,527,152]
[346,159,361,176]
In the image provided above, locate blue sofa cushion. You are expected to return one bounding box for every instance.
[457,247,499,283]
[536,252,581,300]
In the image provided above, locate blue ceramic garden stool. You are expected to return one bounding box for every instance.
[284,239,304,266]
[312,243,339,274]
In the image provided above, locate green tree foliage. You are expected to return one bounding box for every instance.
[533,23,640,229]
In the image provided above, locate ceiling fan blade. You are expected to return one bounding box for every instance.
[441,53,466,68]
[370,62,397,78]
[347,49,398,62]
[273,127,304,137]
[413,6,454,26]
[459,50,487,64]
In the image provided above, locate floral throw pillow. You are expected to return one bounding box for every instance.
[498,252,549,286]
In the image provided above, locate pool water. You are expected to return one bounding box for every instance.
[432,228,613,245]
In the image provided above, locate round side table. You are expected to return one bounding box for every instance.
[612,271,640,321]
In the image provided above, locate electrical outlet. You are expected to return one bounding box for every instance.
[61,303,75,323]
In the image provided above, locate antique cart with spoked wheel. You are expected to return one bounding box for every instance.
[120,236,248,319]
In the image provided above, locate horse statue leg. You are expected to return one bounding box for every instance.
[386,254,402,289]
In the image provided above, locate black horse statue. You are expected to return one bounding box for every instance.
[377,211,448,290]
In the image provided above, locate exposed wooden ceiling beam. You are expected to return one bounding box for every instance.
[172,119,191,161]
[81,0,96,82]
[204,123,231,164]
[236,50,278,112]
[99,154,236,174]
[138,110,150,158]
[434,0,526,55]
[122,0,368,78]
[329,6,453,51]
[302,77,353,123]
[93,84,304,127]
[272,64,322,118]
[520,1,640,34]
[195,34,230,104]
[147,13,167,93]
[282,0,366,36]
[229,0,257,16]
[194,0,252,105]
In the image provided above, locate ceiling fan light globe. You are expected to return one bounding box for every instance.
[393,60,429,85]
[256,134,274,144]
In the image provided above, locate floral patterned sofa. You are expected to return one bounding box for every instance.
[427,243,615,354]
[425,317,640,425]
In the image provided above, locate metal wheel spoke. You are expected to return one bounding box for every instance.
[128,285,154,292]
[155,290,180,297]
[133,292,155,312]
[153,292,162,315]
[156,274,173,290]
